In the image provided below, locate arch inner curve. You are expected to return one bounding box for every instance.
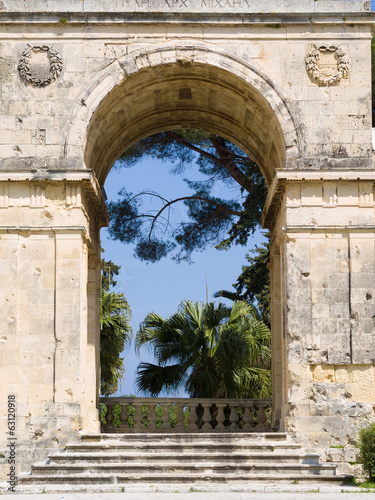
[84,59,291,187]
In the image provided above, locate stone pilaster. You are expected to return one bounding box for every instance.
[265,170,375,471]
[0,172,107,479]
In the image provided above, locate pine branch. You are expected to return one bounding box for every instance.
[149,195,241,241]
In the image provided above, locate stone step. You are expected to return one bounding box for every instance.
[19,432,353,488]
[47,451,321,465]
[19,471,351,486]
[29,462,338,476]
[81,432,288,443]
[64,442,303,453]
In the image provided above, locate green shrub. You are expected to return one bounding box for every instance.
[155,404,163,428]
[359,422,375,481]
[100,403,108,425]
[168,404,178,428]
[112,403,122,428]
[126,403,136,428]
[183,406,189,429]
[141,403,150,428]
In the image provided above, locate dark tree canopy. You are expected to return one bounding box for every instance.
[235,240,270,327]
[214,239,270,328]
[101,255,121,291]
[107,130,267,263]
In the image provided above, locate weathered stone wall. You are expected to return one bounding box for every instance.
[267,173,375,474]
[0,0,374,482]
[0,176,106,481]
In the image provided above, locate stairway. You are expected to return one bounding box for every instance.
[19,432,352,489]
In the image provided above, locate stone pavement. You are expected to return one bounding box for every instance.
[1,484,375,499]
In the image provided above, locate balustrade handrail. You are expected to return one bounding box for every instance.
[100,397,272,405]
[99,397,272,433]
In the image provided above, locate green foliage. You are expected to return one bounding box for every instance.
[141,403,150,428]
[135,300,271,399]
[215,237,270,327]
[112,403,122,428]
[183,406,190,429]
[108,130,267,263]
[126,403,136,428]
[359,422,375,481]
[155,404,163,428]
[101,256,121,291]
[168,404,178,428]
[358,481,375,490]
[100,264,132,396]
[100,403,107,425]
[235,239,270,327]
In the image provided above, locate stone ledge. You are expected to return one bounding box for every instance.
[0,12,374,26]
[0,0,368,14]
[263,169,375,229]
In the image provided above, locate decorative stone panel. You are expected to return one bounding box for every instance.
[305,45,350,86]
[18,45,62,87]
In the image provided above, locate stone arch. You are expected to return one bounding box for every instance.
[65,42,302,187]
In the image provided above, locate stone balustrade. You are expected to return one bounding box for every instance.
[99,397,272,433]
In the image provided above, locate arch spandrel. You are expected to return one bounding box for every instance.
[67,43,302,187]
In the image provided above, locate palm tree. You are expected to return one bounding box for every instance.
[100,289,132,396]
[135,300,271,399]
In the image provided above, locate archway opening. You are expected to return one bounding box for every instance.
[101,129,270,400]
[84,57,290,426]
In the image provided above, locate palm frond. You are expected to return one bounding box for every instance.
[135,362,186,396]
[135,299,271,398]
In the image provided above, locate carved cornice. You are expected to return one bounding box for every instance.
[1,12,374,27]
[262,170,375,230]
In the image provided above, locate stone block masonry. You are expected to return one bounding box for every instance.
[0,0,375,481]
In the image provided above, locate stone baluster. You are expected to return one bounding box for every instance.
[242,402,254,431]
[147,402,158,431]
[118,402,127,430]
[214,403,227,431]
[201,402,213,431]
[173,403,186,432]
[156,400,171,432]
[133,401,144,431]
[228,403,239,431]
[256,403,267,431]
[105,401,115,429]
[159,403,171,431]
[187,402,199,431]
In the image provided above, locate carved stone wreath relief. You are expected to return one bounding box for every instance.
[363,1,371,11]
[305,45,350,86]
[18,45,63,87]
